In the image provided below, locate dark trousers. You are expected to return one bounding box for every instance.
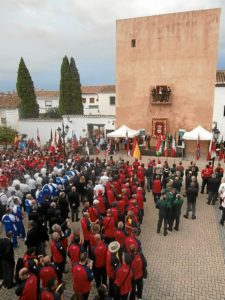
[207,191,217,205]
[93,266,107,288]
[2,260,15,288]
[201,178,209,193]
[220,207,225,225]
[71,206,79,222]
[154,193,161,204]
[169,216,180,230]
[130,277,143,300]
[185,201,196,218]
[109,277,115,297]
[157,216,168,234]
[146,177,153,192]
[55,262,64,282]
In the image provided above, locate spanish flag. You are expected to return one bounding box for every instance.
[132,138,141,159]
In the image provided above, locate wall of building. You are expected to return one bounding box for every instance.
[37,98,59,114]
[82,93,99,115]
[213,86,225,139]
[98,93,116,115]
[18,115,115,144]
[5,109,19,129]
[116,9,221,140]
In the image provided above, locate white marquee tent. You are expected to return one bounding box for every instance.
[183,125,212,141]
[107,125,139,138]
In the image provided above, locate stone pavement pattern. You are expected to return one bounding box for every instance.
[1,156,225,299]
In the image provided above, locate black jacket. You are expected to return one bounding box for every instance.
[186,187,198,203]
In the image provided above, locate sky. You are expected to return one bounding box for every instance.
[0,0,224,92]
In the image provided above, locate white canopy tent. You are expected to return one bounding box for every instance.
[183,125,212,141]
[107,125,139,138]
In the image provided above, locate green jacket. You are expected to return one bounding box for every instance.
[156,198,169,218]
[172,198,184,217]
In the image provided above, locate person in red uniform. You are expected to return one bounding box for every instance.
[111,202,119,225]
[92,234,107,288]
[124,228,141,253]
[106,241,121,299]
[132,158,140,171]
[114,221,126,249]
[129,244,147,300]
[201,165,212,194]
[72,252,93,300]
[152,175,162,204]
[137,166,145,188]
[114,253,134,300]
[15,267,38,300]
[40,278,63,300]
[39,256,58,288]
[50,232,66,282]
[102,209,116,245]
[88,200,101,223]
[96,190,106,216]
[0,169,8,188]
[68,234,85,265]
[81,212,91,252]
[106,187,115,207]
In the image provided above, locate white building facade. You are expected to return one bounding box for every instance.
[18,115,115,144]
[213,70,225,139]
[36,85,116,116]
[0,93,20,129]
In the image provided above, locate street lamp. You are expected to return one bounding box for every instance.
[57,123,69,158]
[212,122,220,168]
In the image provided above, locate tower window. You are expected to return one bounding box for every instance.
[131,39,136,47]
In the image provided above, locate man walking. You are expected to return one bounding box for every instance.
[184,182,198,219]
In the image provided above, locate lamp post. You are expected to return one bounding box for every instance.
[212,122,220,168]
[57,123,69,158]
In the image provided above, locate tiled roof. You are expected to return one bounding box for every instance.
[81,86,102,94]
[35,85,116,96]
[81,85,116,94]
[99,85,116,93]
[0,93,21,109]
[35,90,59,98]
[216,70,225,86]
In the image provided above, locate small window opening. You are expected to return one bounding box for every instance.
[131,39,136,47]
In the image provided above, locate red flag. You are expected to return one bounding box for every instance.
[207,138,216,161]
[72,132,78,150]
[219,139,224,161]
[196,134,200,161]
[36,129,41,147]
[57,132,62,151]
[49,130,57,153]
[171,133,176,157]
[104,139,112,157]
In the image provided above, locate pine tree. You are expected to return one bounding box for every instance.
[70,57,83,114]
[59,56,72,115]
[16,57,39,118]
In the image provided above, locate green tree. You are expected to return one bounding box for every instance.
[59,56,72,115]
[0,126,16,145]
[16,57,39,118]
[70,57,83,114]
[59,56,83,115]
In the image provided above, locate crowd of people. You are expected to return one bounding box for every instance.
[0,150,149,300]
[0,148,225,300]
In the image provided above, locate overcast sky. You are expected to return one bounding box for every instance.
[0,0,224,92]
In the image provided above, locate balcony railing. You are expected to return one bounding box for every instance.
[150,86,172,104]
